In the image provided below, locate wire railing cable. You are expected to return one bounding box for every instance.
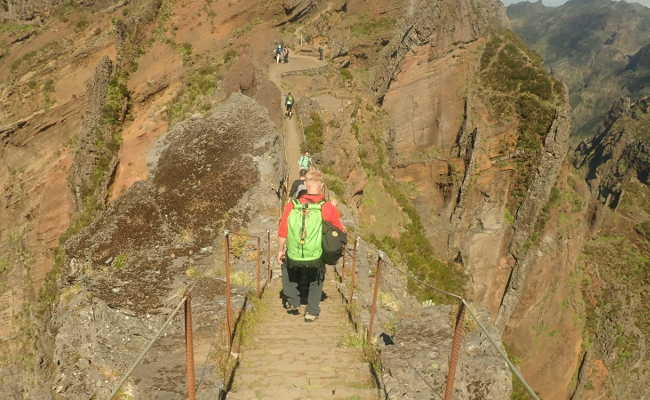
[355,246,540,400]
[108,284,196,400]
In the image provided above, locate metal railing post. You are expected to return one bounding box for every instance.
[367,252,383,343]
[341,248,346,282]
[443,301,466,400]
[256,236,262,297]
[184,294,196,400]
[349,237,359,303]
[224,231,233,350]
[267,229,272,282]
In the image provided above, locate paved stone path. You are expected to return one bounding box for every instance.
[227,271,379,400]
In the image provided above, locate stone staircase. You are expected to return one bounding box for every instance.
[227,271,379,400]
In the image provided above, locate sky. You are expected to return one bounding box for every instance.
[502,0,650,6]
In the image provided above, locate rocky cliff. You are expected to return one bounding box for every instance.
[52,93,284,399]
[569,97,650,399]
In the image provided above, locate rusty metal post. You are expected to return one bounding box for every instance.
[341,249,346,282]
[224,232,233,350]
[256,236,262,297]
[367,252,383,343]
[443,301,466,400]
[267,230,272,282]
[184,294,196,400]
[348,237,359,303]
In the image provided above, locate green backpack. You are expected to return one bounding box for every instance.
[287,199,324,263]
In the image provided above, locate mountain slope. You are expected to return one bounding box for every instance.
[508,0,650,136]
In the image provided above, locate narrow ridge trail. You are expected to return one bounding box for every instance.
[268,54,324,183]
[226,55,379,399]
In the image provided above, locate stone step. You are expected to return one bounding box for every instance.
[227,386,379,400]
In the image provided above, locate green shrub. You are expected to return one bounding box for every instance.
[179,42,193,65]
[340,68,353,82]
[167,65,222,124]
[325,174,345,198]
[223,49,238,64]
[302,113,324,154]
[74,17,90,33]
[351,16,395,37]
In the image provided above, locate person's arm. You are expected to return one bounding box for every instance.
[277,202,293,263]
[277,237,287,265]
[322,202,345,231]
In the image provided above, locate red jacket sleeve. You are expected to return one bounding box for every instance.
[322,202,346,232]
[278,201,294,238]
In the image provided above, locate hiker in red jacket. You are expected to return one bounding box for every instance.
[277,170,345,321]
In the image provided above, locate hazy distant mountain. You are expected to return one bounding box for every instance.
[503,0,650,7]
[508,0,650,136]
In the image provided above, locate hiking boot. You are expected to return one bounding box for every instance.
[286,305,300,315]
[304,312,318,322]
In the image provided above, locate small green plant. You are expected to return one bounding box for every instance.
[302,113,324,154]
[339,68,353,82]
[340,332,366,349]
[325,174,345,198]
[167,64,222,124]
[11,50,37,72]
[74,17,90,33]
[231,271,254,288]
[0,23,36,34]
[112,254,128,269]
[179,42,193,65]
[43,79,55,107]
[351,15,395,37]
[504,208,515,225]
[223,49,238,64]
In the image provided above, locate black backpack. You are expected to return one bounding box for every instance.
[322,221,347,265]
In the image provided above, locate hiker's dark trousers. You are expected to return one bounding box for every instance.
[282,258,325,316]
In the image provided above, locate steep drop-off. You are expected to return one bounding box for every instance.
[508,0,650,137]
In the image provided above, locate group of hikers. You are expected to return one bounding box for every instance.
[276,152,347,322]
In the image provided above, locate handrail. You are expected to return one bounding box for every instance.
[108,285,195,399]
[339,238,541,400]
[107,228,274,400]
[380,261,540,400]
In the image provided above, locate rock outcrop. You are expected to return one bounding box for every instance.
[575,96,650,208]
[371,0,507,103]
[68,56,121,211]
[51,94,284,398]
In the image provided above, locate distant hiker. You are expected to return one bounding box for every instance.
[298,151,312,171]
[275,43,283,64]
[277,170,345,321]
[285,92,295,118]
[283,47,290,63]
[289,168,308,199]
[318,46,324,61]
